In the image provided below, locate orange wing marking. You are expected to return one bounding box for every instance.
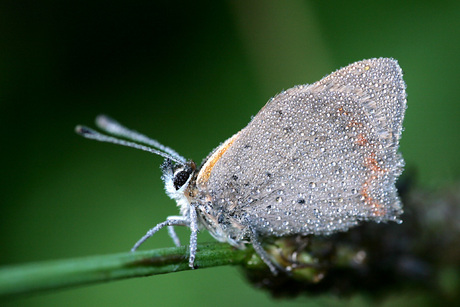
[197,132,240,187]
[338,106,388,217]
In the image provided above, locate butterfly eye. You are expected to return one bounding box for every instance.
[173,167,192,190]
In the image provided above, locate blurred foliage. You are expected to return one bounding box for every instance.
[1,1,459,306]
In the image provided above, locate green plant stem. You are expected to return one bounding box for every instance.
[0,242,250,299]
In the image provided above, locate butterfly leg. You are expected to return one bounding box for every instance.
[188,203,199,269]
[167,225,181,247]
[131,216,190,251]
[248,226,284,275]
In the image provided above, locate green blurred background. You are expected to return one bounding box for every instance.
[1,1,459,306]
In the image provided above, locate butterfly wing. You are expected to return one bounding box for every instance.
[203,58,406,237]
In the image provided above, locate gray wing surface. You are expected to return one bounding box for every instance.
[206,58,407,237]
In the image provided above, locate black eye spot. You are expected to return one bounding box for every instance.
[173,170,191,190]
[297,199,305,204]
[231,175,238,181]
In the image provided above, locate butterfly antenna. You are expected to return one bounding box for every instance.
[75,125,185,165]
[95,115,186,163]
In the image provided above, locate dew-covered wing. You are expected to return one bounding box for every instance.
[204,58,407,237]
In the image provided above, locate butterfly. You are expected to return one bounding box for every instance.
[76,58,407,274]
